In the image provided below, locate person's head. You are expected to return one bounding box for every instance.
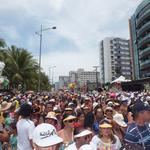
[19,103,33,118]
[119,99,128,114]
[99,123,112,137]
[33,123,63,150]
[0,101,12,113]
[63,115,76,129]
[84,97,90,105]
[65,107,73,115]
[132,101,150,122]
[99,120,116,143]
[74,129,93,146]
[104,107,113,119]
[45,112,57,127]
[77,111,85,126]
[94,108,104,120]
[113,113,127,131]
[45,102,54,114]
[83,106,90,115]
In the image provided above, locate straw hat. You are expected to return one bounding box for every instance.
[99,123,112,128]
[63,115,76,122]
[0,101,12,111]
[65,107,73,111]
[46,112,57,121]
[113,113,127,127]
[74,130,92,138]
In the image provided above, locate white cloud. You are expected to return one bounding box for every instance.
[0,0,143,81]
[0,25,20,41]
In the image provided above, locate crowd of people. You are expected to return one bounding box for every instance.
[0,89,150,150]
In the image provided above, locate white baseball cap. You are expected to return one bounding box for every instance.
[32,123,63,147]
[74,130,92,138]
[113,113,127,127]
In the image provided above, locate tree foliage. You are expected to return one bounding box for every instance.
[0,39,51,91]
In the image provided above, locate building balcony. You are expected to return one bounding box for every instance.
[140,59,150,70]
[141,71,150,78]
[138,34,150,48]
[136,9,150,28]
[137,21,150,37]
[139,47,150,59]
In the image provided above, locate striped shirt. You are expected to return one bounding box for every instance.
[125,122,150,150]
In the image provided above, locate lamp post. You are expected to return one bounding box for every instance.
[35,25,56,92]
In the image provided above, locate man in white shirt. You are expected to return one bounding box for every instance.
[17,103,35,150]
[32,123,63,150]
[65,129,94,150]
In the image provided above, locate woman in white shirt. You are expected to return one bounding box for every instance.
[91,119,121,150]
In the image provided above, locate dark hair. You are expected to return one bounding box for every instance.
[19,103,33,117]
[77,111,84,118]
[94,107,104,116]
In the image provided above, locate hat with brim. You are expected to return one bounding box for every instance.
[63,115,76,122]
[133,101,150,114]
[65,107,73,111]
[113,114,127,127]
[49,99,55,103]
[99,123,112,128]
[105,107,113,113]
[33,123,63,147]
[85,97,90,101]
[74,130,92,138]
[83,106,90,110]
[46,112,57,121]
[0,101,12,111]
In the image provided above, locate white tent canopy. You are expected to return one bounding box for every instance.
[111,76,131,84]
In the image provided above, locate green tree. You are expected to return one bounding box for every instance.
[0,39,51,91]
[0,38,6,48]
[0,45,38,90]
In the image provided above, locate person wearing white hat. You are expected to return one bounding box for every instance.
[113,113,127,128]
[45,112,58,129]
[32,123,63,150]
[113,113,127,140]
[65,129,93,150]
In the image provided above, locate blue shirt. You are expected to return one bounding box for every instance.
[93,121,99,134]
[125,122,150,150]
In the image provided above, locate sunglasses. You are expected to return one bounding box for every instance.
[67,119,75,123]
[106,110,113,112]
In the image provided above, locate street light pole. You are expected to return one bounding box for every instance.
[35,25,56,92]
[38,24,42,93]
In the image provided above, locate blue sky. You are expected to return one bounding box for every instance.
[0,0,142,81]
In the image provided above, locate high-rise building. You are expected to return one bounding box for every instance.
[58,69,100,89]
[59,76,70,89]
[129,0,150,79]
[100,37,131,84]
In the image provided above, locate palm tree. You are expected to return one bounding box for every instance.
[0,38,6,48]
[0,45,39,89]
